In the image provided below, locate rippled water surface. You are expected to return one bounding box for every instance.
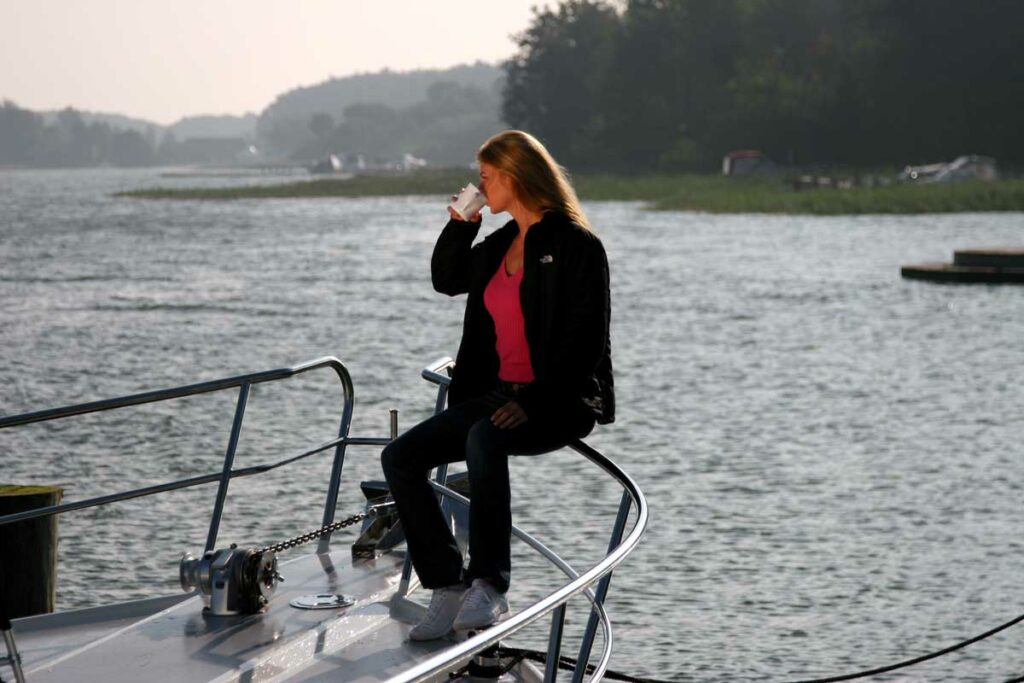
[2,168,1023,681]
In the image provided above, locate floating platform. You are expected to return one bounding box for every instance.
[901,248,1024,284]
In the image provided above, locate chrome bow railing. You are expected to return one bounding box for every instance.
[0,357,648,683]
[0,357,362,552]
[400,358,649,683]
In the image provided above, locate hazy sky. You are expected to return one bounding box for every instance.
[0,0,546,124]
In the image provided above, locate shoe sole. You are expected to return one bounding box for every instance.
[453,607,510,632]
[408,630,453,642]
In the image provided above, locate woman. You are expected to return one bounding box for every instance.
[381,130,614,641]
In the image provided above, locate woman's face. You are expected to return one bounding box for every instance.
[479,162,515,214]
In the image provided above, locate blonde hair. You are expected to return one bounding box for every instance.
[477,130,591,230]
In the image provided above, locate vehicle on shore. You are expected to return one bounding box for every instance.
[900,154,997,183]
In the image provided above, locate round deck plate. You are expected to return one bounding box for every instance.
[289,593,355,610]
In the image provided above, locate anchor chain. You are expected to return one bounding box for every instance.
[259,502,395,554]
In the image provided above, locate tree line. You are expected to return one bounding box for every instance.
[4,2,1020,172]
[502,0,1024,172]
[287,80,503,167]
[0,103,171,167]
[0,73,502,168]
[255,62,501,161]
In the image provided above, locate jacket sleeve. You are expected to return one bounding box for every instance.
[431,218,483,296]
[518,233,610,417]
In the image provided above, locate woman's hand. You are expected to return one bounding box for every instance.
[491,400,528,429]
[448,193,482,222]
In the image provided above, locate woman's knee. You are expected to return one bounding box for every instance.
[465,420,507,477]
[381,440,411,480]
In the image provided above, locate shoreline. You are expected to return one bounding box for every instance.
[114,168,1024,215]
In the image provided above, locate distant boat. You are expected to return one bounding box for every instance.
[899,155,997,183]
[309,154,343,174]
[902,247,1024,283]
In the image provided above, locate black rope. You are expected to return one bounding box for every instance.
[788,608,1024,683]
[456,608,1024,682]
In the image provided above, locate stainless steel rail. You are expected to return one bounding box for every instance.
[425,481,617,682]
[0,357,348,429]
[392,440,647,683]
[0,356,648,683]
[405,358,650,683]
[0,357,356,551]
[0,434,357,528]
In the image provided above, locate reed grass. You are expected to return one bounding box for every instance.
[117,168,1024,214]
[117,168,469,201]
[650,176,1024,214]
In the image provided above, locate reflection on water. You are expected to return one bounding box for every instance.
[2,168,1023,680]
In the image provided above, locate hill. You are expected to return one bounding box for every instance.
[37,109,259,143]
[256,62,505,164]
[3,62,505,167]
[168,114,258,141]
[260,62,500,123]
[39,109,160,136]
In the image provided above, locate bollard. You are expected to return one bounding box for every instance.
[0,485,63,618]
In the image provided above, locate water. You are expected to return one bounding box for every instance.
[2,168,1023,681]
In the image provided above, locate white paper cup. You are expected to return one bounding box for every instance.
[449,183,487,220]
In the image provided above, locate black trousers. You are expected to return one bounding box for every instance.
[381,388,594,594]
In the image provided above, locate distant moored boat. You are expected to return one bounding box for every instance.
[901,248,1024,283]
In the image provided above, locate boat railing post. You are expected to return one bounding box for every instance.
[315,359,355,553]
[316,389,355,554]
[204,382,251,552]
[432,381,451,489]
[1,598,27,683]
[543,603,568,682]
[570,490,632,683]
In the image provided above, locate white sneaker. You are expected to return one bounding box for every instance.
[453,579,509,631]
[409,585,466,641]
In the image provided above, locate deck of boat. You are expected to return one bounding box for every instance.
[11,547,504,682]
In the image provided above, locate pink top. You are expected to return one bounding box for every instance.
[483,259,535,383]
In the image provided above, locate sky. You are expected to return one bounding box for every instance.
[0,0,546,125]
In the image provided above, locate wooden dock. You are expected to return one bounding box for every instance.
[901,248,1024,284]
[0,485,63,618]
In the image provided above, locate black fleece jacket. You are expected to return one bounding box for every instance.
[431,210,614,425]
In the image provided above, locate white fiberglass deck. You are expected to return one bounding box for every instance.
[11,548,500,683]
[2,358,646,683]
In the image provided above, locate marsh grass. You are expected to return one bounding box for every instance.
[117,168,470,201]
[651,176,1024,214]
[118,168,1024,214]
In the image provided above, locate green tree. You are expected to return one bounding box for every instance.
[503,0,622,169]
[721,0,844,163]
[308,112,335,143]
[603,0,742,170]
[53,108,96,166]
[856,0,1024,164]
[0,101,45,164]
[109,128,156,166]
[329,103,404,161]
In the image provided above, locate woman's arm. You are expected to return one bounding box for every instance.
[431,218,483,296]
